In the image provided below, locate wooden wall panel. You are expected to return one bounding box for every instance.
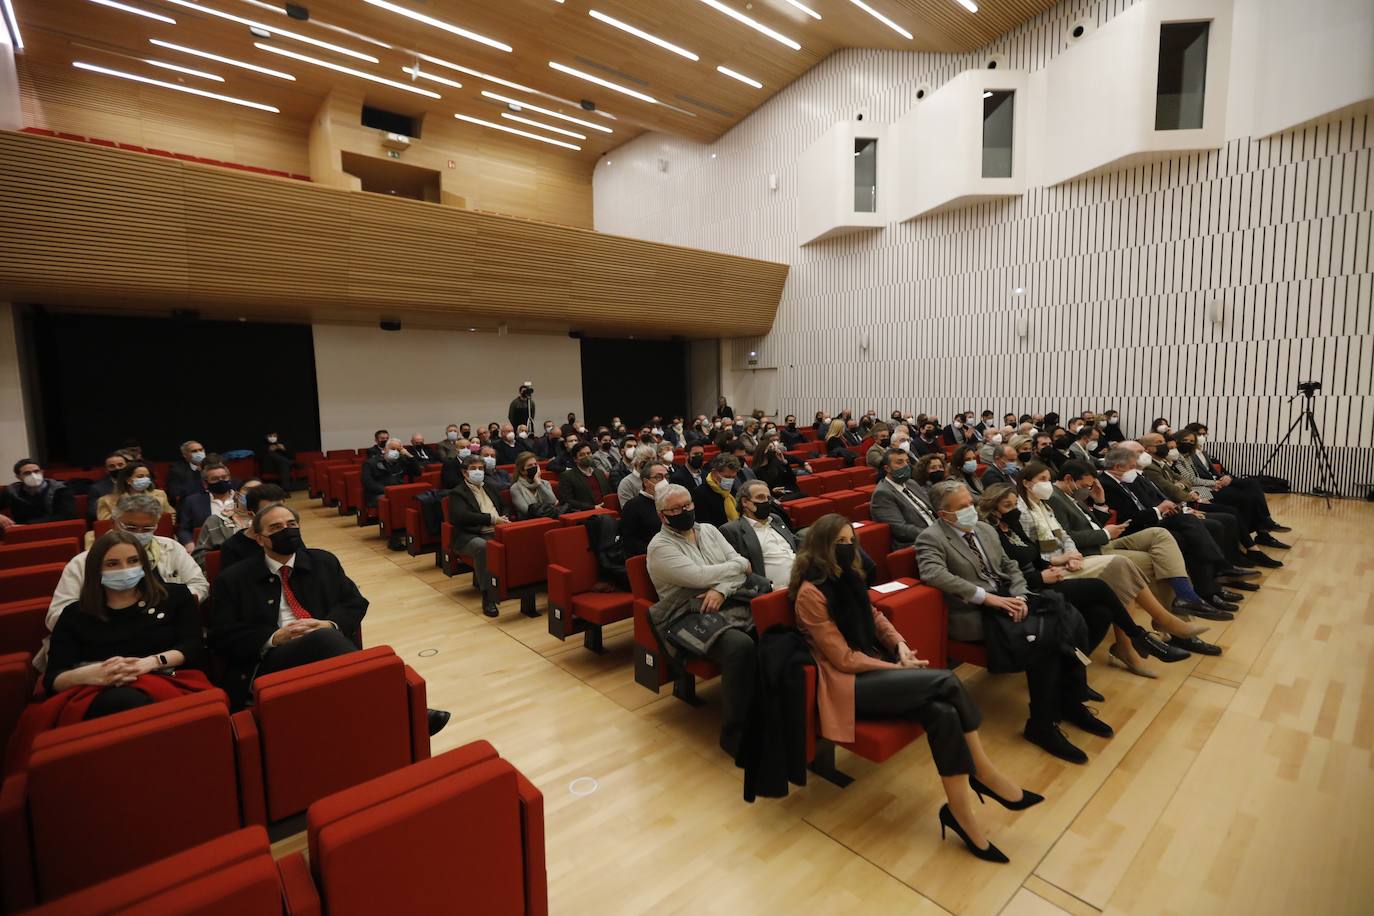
[0,130,785,336]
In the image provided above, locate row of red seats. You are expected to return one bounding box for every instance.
[20,126,311,182]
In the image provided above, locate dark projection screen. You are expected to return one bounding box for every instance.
[579,337,688,430]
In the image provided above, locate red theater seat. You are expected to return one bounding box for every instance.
[0,691,263,910]
[0,563,67,657]
[826,489,867,521]
[1,521,86,545]
[237,647,430,823]
[545,525,632,653]
[852,522,894,583]
[809,457,844,473]
[314,461,356,507]
[784,496,834,529]
[376,483,431,550]
[0,653,33,766]
[628,554,718,703]
[307,741,546,916]
[0,538,81,571]
[556,507,616,527]
[487,518,559,617]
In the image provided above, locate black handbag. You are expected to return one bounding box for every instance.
[662,574,769,657]
[980,590,1081,674]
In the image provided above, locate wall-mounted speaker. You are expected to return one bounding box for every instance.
[914,83,932,101]
[569,330,584,339]
[1066,18,1094,44]
[985,53,1007,71]
[768,173,779,191]
[379,319,401,332]
[1015,314,1029,339]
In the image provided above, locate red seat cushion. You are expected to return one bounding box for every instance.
[844,720,925,762]
[569,591,632,626]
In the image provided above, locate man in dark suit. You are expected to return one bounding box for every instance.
[493,424,525,465]
[979,444,1019,489]
[719,480,799,588]
[619,462,667,557]
[557,443,611,511]
[1178,426,1289,545]
[406,434,439,465]
[915,480,1109,764]
[447,455,511,616]
[258,432,294,486]
[0,458,76,528]
[177,461,234,546]
[363,439,421,509]
[670,444,708,492]
[868,447,939,549]
[508,382,536,431]
[692,455,741,527]
[86,451,128,522]
[165,439,207,509]
[364,430,391,462]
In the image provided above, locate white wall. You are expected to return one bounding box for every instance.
[312,325,583,451]
[593,0,1374,495]
[0,303,33,472]
[0,30,19,132]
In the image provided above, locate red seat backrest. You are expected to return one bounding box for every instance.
[92,516,173,540]
[379,483,431,531]
[0,521,85,545]
[854,522,893,583]
[544,526,598,596]
[491,518,560,590]
[0,563,66,602]
[326,450,358,460]
[750,588,794,631]
[0,538,80,571]
[872,584,949,668]
[826,489,866,520]
[625,554,658,603]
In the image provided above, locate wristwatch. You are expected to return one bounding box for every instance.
[156,654,169,667]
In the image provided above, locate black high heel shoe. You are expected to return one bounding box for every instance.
[938,804,1009,863]
[969,776,1045,811]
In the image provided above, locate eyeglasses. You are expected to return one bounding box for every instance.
[661,502,694,516]
[645,473,668,482]
[120,525,158,535]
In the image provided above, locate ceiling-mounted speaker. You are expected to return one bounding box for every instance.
[284,3,309,21]
[1066,18,1094,44]
[580,99,596,111]
[914,83,932,102]
[379,319,401,332]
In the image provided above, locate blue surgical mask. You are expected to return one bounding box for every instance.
[1004,462,1021,474]
[467,469,485,485]
[483,456,496,470]
[953,506,979,530]
[458,448,471,459]
[101,566,146,591]
[125,530,156,545]
[190,450,206,464]
[386,449,400,461]
[962,460,978,474]
[129,476,153,492]
[447,431,459,441]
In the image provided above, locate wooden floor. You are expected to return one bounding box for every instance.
[274,493,1374,915]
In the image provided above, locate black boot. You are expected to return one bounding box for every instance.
[1024,719,1088,764]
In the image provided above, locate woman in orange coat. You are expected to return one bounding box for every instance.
[791,514,1042,864]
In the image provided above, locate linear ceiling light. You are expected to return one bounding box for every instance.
[780,0,822,20]
[695,0,801,51]
[253,43,441,98]
[716,65,762,89]
[1,0,23,51]
[548,61,657,104]
[453,112,580,151]
[845,0,914,40]
[500,112,585,139]
[164,0,378,63]
[401,66,462,90]
[417,53,536,94]
[142,58,224,81]
[359,0,511,53]
[87,0,176,24]
[480,90,613,133]
[73,61,279,111]
[235,0,394,49]
[588,10,699,61]
[150,39,296,80]
[955,0,979,11]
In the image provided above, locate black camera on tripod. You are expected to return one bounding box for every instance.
[1297,380,1321,395]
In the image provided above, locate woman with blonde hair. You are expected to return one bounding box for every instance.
[823,419,858,466]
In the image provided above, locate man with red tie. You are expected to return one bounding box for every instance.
[208,504,449,735]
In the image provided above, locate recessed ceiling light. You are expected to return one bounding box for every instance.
[716,65,762,89]
[695,0,801,51]
[1,0,22,51]
[359,0,512,53]
[401,66,462,90]
[845,0,914,40]
[588,10,699,61]
[163,0,378,63]
[253,43,441,98]
[548,61,657,105]
[418,54,537,94]
[955,0,979,11]
[87,0,175,24]
[480,90,613,133]
[142,58,224,81]
[982,90,992,98]
[780,0,822,19]
[453,112,581,151]
[72,61,279,112]
[150,40,296,80]
[500,112,586,140]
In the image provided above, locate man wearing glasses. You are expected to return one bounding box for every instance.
[619,462,668,558]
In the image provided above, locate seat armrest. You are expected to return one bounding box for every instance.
[547,564,573,612]
[487,539,509,598]
[0,771,34,912]
[404,665,431,762]
[277,851,322,916]
[231,709,267,826]
[515,772,548,916]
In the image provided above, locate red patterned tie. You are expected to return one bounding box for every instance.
[278,566,312,620]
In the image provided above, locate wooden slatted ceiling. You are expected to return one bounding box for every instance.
[13,0,1061,159]
[0,130,787,335]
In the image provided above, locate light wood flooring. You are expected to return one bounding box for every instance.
[273,493,1374,915]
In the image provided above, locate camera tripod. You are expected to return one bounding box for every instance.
[1256,386,1342,508]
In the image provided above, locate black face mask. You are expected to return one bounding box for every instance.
[208,480,233,495]
[1154,444,1169,458]
[1002,508,1022,527]
[524,466,539,480]
[688,454,704,469]
[664,509,695,532]
[268,526,303,555]
[928,470,946,483]
[1039,446,1057,462]
[601,441,613,451]
[834,542,856,569]
[1178,441,1197,454]
[1017,451,1034,464]
[786,423,796,430]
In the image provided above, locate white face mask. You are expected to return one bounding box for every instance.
[21,471,43,488]
[990,434,1003,445]
[1156,424,1169,433]
[1136,453,1152,468]
[266,435,278,444]
[190,450,206,464]
[504,432,515,442]
[949,506,979,530]
[1120,469,1140,484]
[1197,436,1207,445]
[1031,480,1055,501]
[447,431,459,441]
[1108,416,1118,425]
[1168,448,1181,460]
[625,447,636,459]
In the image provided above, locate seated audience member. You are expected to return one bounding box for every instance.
[671,444,709,491]
[976,410,996,435]
[911,452,948,502]
[842,418,865,448]
[916,480,1111,764]
[1179,424,1290,544]
[590,431,619,475]
[608,441,643,491]
[437,424,465,462]
[870,447,940,549]
[39,493,210,672]
[793,514,1039,863]
[693,455,742,527]
[546,433,582,474]
[559,443,612,511]
[447,456,511,616]
[479,446,511,490]
[1101,409,1126,444]
[1136,434,1261,570]
[737,418,761,453]
[977,428,1008,464]
[663,417,686,447]
[1068,426,1098,466]
[655,441,678,475]
[962,412,986,444]
[0,459,76,529]
[531,421,559,460]
[363,439,421,508]
[620,462,668,557]
[979,444,1020,489]
[1150,418,1172,436]
[646,483,758,754]
[560,412,581,440]
[824,419,858,466]
[865,422,892,469]
[165,440,207,508]
[95,460,172,522]
[949,445,984,497]
[727,441,758,486]
[617,447,659,507]
[911,419,944,457]
[779,415,805,450]
[365,429,391,462]
[177,461,234,547]
[511,452,561,520]
[86,451,129,522]
[1032,433,1063,473]
[754,437,801,497]
[721,480,799,587]
[408,433,439,465]
[209,504,449,732]
[942,414,971,446]
[712,417,738,449]
[258,432,294,486]
[217,484,286,571]
[493,425,524,465]
[193,478,260,567]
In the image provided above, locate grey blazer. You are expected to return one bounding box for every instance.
[719,515,798,582]
[980,465,1014,489]
[1046,488,1111,551]
[869,479,936,548]
[915,521,1028,642]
